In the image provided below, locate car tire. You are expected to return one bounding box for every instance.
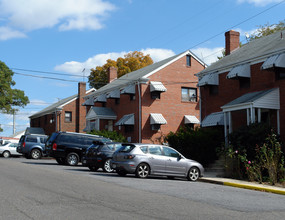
[66,153,79,166]
[135,163,150,178]
[88,166,99,172]
[3,151,11,158]
[103,158,114,173]
[187,167,200,181]
[31,149,42,160]
[55,158,65,165]
[117,170,127,177]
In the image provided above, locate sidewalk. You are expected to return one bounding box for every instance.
[199,173,285,195]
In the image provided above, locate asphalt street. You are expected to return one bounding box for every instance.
[0,157,284,220]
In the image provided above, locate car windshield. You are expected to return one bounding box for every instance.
[118,144,135,153]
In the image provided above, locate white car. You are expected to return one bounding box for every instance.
[0,143,22,158]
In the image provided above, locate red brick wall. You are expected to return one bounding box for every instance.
[200,61,285,140]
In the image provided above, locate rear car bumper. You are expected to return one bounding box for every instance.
[82,157,103,167]
[111,160,137,173]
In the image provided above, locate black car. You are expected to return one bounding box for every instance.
[45,131,111,166]
[82,141,122,172]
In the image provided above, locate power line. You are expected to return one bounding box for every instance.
[14,72,81,82]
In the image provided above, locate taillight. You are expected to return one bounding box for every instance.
[23,142,25,148]
[124,155,135,159]
[52,143,57,150]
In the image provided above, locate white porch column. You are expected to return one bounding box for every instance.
[247,108,250,125]
[277,109,280,134]
[250,106,255,123]
[224,112,228,145]
[258,108,261,123]
[228,111,232,134]
[95,119,100,131]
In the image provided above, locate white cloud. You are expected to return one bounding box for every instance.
[192,47,224,65]
[237,0,282,6]
[0,26,26,40]
[29,99,50,106]
[0,0,116,40]
[55,48,175,75]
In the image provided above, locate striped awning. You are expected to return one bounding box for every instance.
[261,53,285,70]
[150,113,167,125]
[227,63,250,79]
[115,114,134,126]
[121,84,135,95]
[201,112,224,127]
[106,89,120,99]
[94,94,107,103]
[150,81,167,92]
[198,72,219,86]
[184,115,200,124]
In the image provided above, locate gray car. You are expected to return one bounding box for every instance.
[111,143,204,181]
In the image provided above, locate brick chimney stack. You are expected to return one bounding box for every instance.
[108,66,117,83]
[225,30,240,56]
[77,82,86,133]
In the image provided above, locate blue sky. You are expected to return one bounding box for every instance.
[0,0,284,137]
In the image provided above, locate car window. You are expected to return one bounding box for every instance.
[119,144,135,153]
[26,136,37,143]
[148,146,162,155]
[163,147,180,158]
[40,137,47,144]
[11,143,18,148]
[140,146,148,154]
[114,144,122,151]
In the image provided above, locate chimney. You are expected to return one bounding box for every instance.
[225,30,240,56]
[77,82,86,133]
[107,66,117,83]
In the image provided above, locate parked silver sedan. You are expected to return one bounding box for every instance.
[111,144,204,181]
[0,143,22,158]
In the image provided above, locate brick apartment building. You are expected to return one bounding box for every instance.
[197,30,285,142]
[29,82,95,135]
[83,50,206,143]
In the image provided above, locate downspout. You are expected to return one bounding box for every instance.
[137,81,142,143]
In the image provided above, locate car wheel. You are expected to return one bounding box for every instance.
[88,166,99,172]
[31,149,41,160]
[66,153,79,166]
[103,159,114,173]
[135,163,150,178]
[3,151,11,158]
[117,170,127,177]
[55,158,65,165]
[187,167,200,181]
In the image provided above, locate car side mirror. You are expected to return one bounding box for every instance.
[178,154,182,160]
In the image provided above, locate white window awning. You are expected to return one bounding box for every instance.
[115,113,134,126]
[82,98,94,106]
[184,115,200,124]
[227,63,250,79]
[261,53,285,70]
[150,81,167,92]
[201,112,224,127]
[94,94,107,103]
[198,72,219,86]
[121,84,135,95]
[106,89,120,99]
[150,113,167,125]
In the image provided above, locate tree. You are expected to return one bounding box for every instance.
[0,61,29,131]
[247,20,285,41]
[88,51,153,89]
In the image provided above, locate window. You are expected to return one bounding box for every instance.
[65,111,72,122]
[151,91,161,100]
[140,146,148,154]
[275,67,285,80]
[151,124,161,131]
[181,87,197,102]
[209,85,219,95]
[125,125,134,133]
[163,147,180,158]
[115,98,120,105]
[26,136,37,143]
[186,55,191,66]
[130,94,136,101]
[239,78,250,89]
[148,146,162,155]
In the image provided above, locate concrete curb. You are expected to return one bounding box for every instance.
[199,178,285,195]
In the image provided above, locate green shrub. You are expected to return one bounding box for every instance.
[166,126,223,166]
[88,130,127,143]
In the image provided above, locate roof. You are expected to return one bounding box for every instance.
[201,112,224,127]
[86,107,117,120]
[197,31,285,77]
[30,87,95,119]
[85,50,207,99]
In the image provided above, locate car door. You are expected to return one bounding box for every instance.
[163,146,187,176]
[9,143,20,155]
[147,145,165,174]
